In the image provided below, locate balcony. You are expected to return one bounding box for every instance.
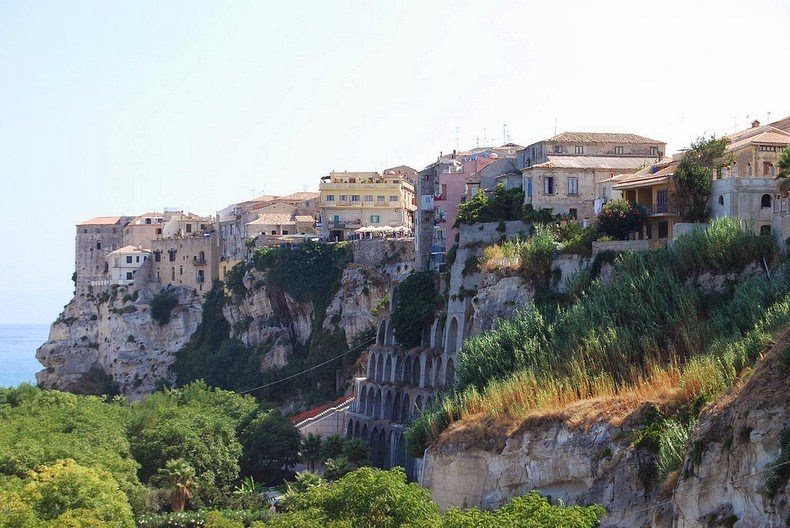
[193,257,206,266]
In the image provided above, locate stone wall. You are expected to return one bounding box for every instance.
[350,238,415,269]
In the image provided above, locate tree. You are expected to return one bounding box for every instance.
[240,410,301,484]
[389,271,440,348]
[776,147,790,194]
[454,184,525,226]
[596,199,648,240]
[150,287,179,326]
[300,434,323,472]
[156,458,196,512]
[0,459,135,527]
[672,136,732,222]
[341,439,369,467]
[318,434,345,463]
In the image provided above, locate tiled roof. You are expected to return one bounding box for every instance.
[107,245,151,256]
[294,215,315,223]
[612,160,678,189]
[727,129,790,151]
[279,192,320,201]
[528,156,656,170]
[248,213,296,226]
[78,216,123,226]
[290,395,353,425]
[547,132,664,144]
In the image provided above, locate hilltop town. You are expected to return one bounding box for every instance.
[34,115,790,526]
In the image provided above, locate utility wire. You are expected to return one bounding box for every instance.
[614,459,790,523]
[238,337,375,395]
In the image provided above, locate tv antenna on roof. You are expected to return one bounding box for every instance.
[503,123,508,144]
[455,127,459,151]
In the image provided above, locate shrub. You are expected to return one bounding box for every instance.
[389,271,440,348]
[518,226,555,282]
[224,262,248,298]
[454,184,524,226]
[657,419,696,478]
[151,287,179,326]
[596,198,647,240]
[522,204,556,224]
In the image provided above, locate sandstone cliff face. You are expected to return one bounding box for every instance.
[36,286,202,399]
[421,336,789,528]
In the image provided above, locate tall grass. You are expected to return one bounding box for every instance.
[407,218,785,453]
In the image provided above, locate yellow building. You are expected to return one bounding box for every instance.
[319,171,416,241]
[612,159,681,241]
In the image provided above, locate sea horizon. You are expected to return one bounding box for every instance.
[0,323,49,388]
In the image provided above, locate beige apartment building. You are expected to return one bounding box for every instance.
[319,170,416,241]
[519,132,666,221]
[106,245,152,286]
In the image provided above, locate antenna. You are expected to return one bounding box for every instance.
[553,117,557,136]
[503,123,508,144]
[455,127,459,151]
[483,128,487,146]
[476,135,480,148]
[767,111,772,123]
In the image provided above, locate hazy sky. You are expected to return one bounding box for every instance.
[1,0,788,324]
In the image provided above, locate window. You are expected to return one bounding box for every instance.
[377,195,385,201]
[326,195,335,201]
[761,194,772,208]
[332,215,340,223]
[186,224,192,233]
[650,146,658,156]
[126,256,133,264]
[156,228,162,235]
[656,189,668,212]
[351,195,360,203]
[179,266,183,276]
[553,145,562,154]
[135,256,140,263]
[760,225,771,236]
[389,195,398,201]
[126,272,133,280]
[569,208,577,220]
[614,146,623,155]
[658,221,669,239]
[145,218,152,224]
[103,262,109,273]
[370,215,380,223]
[271,230,276,235]
[96,241,101,250]
[339,194,347,201]
[568,177,578,195]
[543,177,555,195]
[283,230,289,235]
[154,251,161,262]
[171,267,175,281]
[574,145,583,154]
[718,195,724,206]
[763,162,772,176]
[364,195,373,202]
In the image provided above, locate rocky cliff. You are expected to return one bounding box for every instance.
[421,331,790,527]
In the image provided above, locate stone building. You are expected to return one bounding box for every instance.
[150,232,218,294]
[75,216,133,295]
[122,212,166,249]
[519,132,666,221]
[319,170,416,241]
[106,245,152,286]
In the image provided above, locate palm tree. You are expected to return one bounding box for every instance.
[776,147,790,194]
[157,459,196,512]
[301,433,323,471]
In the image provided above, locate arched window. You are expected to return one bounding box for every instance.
[377,320,386,345]
[446,317,459,355]
[718,195,724,206]
[445,357,455,386]
[761,194,772,208]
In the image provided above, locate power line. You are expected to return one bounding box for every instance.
[238,337,375,395]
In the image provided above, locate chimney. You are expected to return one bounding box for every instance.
[752,120,761,128]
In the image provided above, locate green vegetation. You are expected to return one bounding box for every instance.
[389,271,441,348]
[596,198,647,240]
[673,136,732,222]
[151,287,179,326]
[454,185,524,227]
[407,218,785,454]
[764,426,790,497]
[776,146,790,193]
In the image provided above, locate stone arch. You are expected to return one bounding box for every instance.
[392,392,402,422]
[421,324,431,347]
[385,430,394,469]
[445,357,455,386]
[365,386,375,416]
[361,423,369,442]
[433,320,443,348]
[415,395,424,414]
[385,320,396,346]
[384,390,393,420]
[346,420,354,438]
[401,393,411,422]
[353,420,361,438]
[426,396,434,409]
[373,388,382,419]
[412,356,421,386]
[761,194,772,208]
[374,428,386,467]
[434,356,443,387]
[375,354,384,382]
[394,356,403,382]
[446,316,459,355]
[403,356,413,384]
[423,356,433,387]
[377,320,387,345]
[358,386,368,414]
[718,195,724,206]
[384,355,393,382]
[367,353,376,380]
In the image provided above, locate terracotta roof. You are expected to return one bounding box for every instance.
[107,245,151,257]
[78,216,123,226]
[547,132,664,144]
[290,395,353,425]
[279,192,320,201]
[248,213,296,226]
[727,129,790,151]
[527,156,656,170]
[294,215,315,223]
[612,160,678,189]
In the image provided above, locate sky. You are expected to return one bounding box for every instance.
[0,0,788,324]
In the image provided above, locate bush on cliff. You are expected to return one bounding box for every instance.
[151,287,179,326]
[595,198,647,240]
[454,185,525,227]
[389,271,440,348]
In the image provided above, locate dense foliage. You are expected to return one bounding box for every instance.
[777,147,790,194]
[672,136,732,222]
[596,198,647,240]
[408,218,785,453]
[151,287,179,326]
[454,185,524,226]
[389,271,440,348]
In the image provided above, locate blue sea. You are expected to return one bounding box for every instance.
[0,324,49,388]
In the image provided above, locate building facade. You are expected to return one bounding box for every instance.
[75,216,133,295]
[318,171,416,241]
[150,233,218,293]
[106,245,152,286]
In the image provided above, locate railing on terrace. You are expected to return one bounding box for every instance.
[774,196,790,215]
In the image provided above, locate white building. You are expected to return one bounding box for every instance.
[106,245,151,286]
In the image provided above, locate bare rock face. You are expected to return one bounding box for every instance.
[36,286,202,399]
[471,272,534,335]
[323,265,393,346]
[665,336,789,527]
